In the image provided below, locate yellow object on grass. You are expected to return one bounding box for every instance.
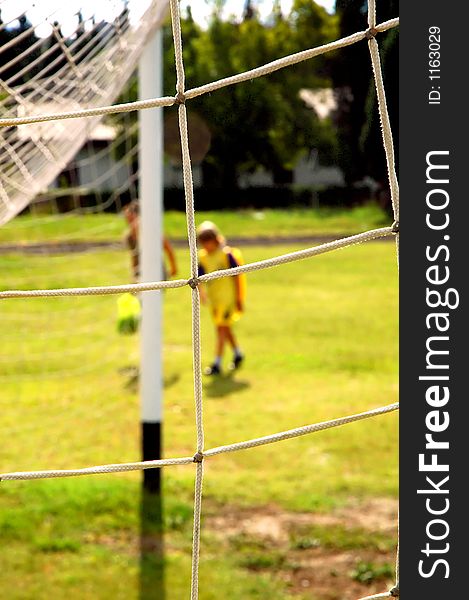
[117,293,141,334]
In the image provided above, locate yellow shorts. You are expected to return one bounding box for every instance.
[211,304,241,327]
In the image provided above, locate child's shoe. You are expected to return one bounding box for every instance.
[204,362,221,376]
[229,352,244,371]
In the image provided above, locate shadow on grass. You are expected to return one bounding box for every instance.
[119,366,180,393]
[140,489,165,600]
[204,373,250,398]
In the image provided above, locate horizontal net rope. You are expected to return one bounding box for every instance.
[0,226,395,299]
[0,94,175,129]
[0,17,399,130]
[199,227,394,281]
[204,402,398,457]
[0,456,194,481]
[0,277,188,299]
[185,17,398,101]
[0,402,398,481]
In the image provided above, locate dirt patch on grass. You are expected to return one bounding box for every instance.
[208,497,397,543]
[86,498,398,598]
[207,498,398,599]
[280,548,395,599]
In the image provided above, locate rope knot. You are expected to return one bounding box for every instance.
[188,277,199,289]
[175,91,186,105]
[193,452,204,463]
[391,220,399,234]
[365,27,378,40]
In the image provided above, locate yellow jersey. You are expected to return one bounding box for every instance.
[198,245,246,326]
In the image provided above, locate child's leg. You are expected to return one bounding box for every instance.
[225,326,239,350]
[226,326,244,367]
[215,326,227,363]
[205,326,226,375]
[205,305,233,374]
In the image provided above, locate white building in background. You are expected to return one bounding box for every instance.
[41,87,343,192]
[72,124,132,191]
[164,162,203,189]
[295,88,344,187]
[17,101,132,193]
[293,153,343,187]
[63,137,342,192]
[237,154,343,188]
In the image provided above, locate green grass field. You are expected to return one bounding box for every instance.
[0,211,398,599]
[0,203,389,244]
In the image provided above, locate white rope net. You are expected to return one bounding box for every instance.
[0,0,168,226]
[0,1,399,598]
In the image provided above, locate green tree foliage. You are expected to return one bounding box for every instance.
[116,1,339,189]
[194,0,339,187]
[0,13,41,85]
[331,0,398,188]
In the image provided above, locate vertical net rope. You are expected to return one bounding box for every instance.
[0,1,399,598]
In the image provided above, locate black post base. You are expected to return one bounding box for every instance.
[142,421,162,494]
[140,421,164,599]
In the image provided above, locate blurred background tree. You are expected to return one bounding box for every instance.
[331,0,398,196]
[1,1,398,207]
[184,0,338,188]
[113,0,339,190]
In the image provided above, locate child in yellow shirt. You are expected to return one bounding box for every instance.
[197,221,246,376]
